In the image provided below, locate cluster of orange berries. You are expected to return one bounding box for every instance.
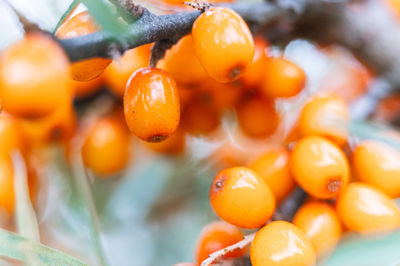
[0,2,399,265]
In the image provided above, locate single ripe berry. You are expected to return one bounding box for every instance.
[249,148,295,203]
[82,116,132,176]
[104,44,152,97]
[0,154,15,214]
[0,33,71,119]
[0,115,26,155]
[236,96,279,138]
[56,11,112,81]
[261,57,306,98]
[210,166,275,229]
[146,125,185,155]
[241,37,269,88]
[352,140,400,198]
[71,74,104,98]
[250,221,316,266]
[192,7,254,83]
[290,136,350,199]
[195,221,245,264]
[298,95,349,146]
[336,182,400,234]
[124,68,180,142]
[157,35,208,85]
[293,202,342,255]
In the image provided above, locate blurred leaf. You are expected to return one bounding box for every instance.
[52,0,79,33]
[323,232,400,266]
[0,228,87,265]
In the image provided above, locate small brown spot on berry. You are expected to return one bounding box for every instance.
[211,174,227,194]
[327,177,343,193]
[147,134,168,143]
[229,65,244,80]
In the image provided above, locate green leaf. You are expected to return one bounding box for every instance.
[53,0,80,33]
[0,228,87,265]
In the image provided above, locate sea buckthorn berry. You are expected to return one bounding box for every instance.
[82,116,132,176]
[195,221,245,264]
[236,96,279,138]
[0,154,15,214]
[56,11,111,81]
[293,202,342,255]
[0,33,71,119]
[192,7,254,83]
[104,44,152,97]
[336,182,400,234]
[290,136,350,199]
[241,37,269,88]
[71,74,103,98]
[145,126,185,155]
[157,35,208,85]
[352,140,400,198]
[181,98,219,136]
[124,68,180,142]
[249,148,295,203]
[199,80,243,112]
[210,166,275,229]
[250,221,316,266]
[261,57,306,98]
[298,95,349,146]
[0,115,25,155]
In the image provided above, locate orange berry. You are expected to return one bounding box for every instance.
[71,74,103,98]
[352,140,400,197]
[181,98,219,136]
[145,126,185,154]
[336,182,400,234]
[298,95,349,146]
[0,33,71,119]
[192,7,254,83]
[261,57,306,98]
[104,44,152,97]
[82,116,132,176]
[124,68,180,142]
[240,37,269,88]
[236,96,278,138]
[0,115,26,155]
[290,136,350,199]
[210,166,275,229]
[195,221,245,264]
[157,35,208,85]
[199,80,243,113]
[293,202,342,255]
[0,154,15,214]
[56,11,111,81]
[250,221,316,266]
[249,148,295,203]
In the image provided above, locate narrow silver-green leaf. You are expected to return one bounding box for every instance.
[53,0,80,33]
[0,228,87,265]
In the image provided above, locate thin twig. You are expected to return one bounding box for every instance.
[1,0,40,32]
[201,233,255,266]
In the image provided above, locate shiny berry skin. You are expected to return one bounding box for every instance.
[352,140,400,198]
[124,68,180,142]
[157,35,208,85]
[82,116,132,176]
[0,33,71,119]
[261,57,306,98]
[293,202,342,255]
[249,148,295,203]
[56,11,111,81]
[236,96,279,138]
[104,44,151,97]
[290,136,350,199]
[192,7,254,83]
[210,166,275,229]
[195,221,245,264]
[250,221,316,266]
[298,95,349,146]
[336,182,400,234]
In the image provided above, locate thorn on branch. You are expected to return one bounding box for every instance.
[2,0,41,33]
[149,38,181,68]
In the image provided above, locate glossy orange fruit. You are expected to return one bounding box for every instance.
[82,116,132,176]
[290,136,350,199]
[192,7,254,83]
[157,35,208,85]
[249,148,295,203]
[293,202,342,255]
[261,57,306,98]
[145,126,185,154]
[104,44,152,97]
[236,96,278,138]
[124,67,180,142]
[336,182,400,234]
[210,166,275,229]
[250,221,316,266]
[56,11,111,81]
[0,33,71,119]
[298,95,349,146]
[195,221,245,264]
[352,140,400,198]
[71,74,103,98]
